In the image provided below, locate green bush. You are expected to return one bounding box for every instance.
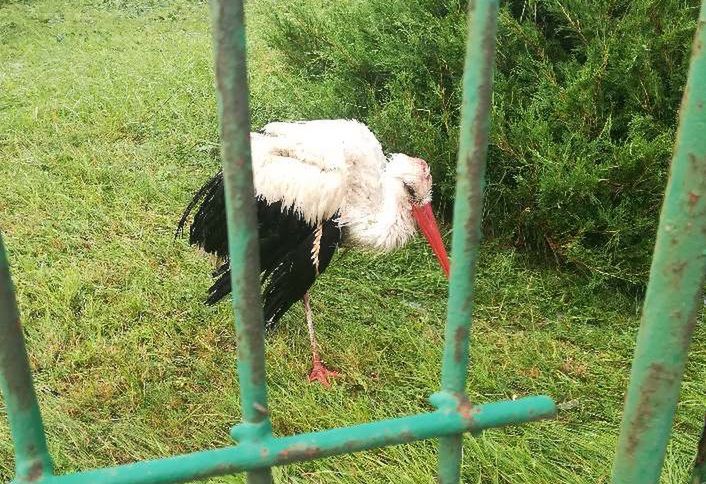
[249,0,700,287]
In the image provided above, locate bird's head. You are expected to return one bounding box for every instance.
[388,154,450,279]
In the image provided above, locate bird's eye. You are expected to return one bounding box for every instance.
[403,183,415,198]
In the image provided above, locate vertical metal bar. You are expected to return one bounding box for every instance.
[611,3,706,482]
[211,1,273,482]
[437,1,499,482]
[0,233,54,483]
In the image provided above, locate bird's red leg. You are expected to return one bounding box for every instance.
[303,292,340,387]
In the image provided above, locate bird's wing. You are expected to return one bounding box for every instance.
[259,209,342,329]
[195,197,343,327]
[259,119,387,172]
[177,169,344,322]
[251,133,346,226]
[252,119,387,225]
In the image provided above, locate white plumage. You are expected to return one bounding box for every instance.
[251,119,432,252]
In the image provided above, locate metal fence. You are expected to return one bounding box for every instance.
[0,0,704,482]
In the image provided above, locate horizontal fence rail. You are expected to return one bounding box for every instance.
[9,397,555,484]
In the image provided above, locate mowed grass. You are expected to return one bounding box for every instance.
[1,1,705,482]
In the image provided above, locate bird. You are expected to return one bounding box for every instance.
[177,119,450,386]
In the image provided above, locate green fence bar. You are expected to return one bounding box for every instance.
[436,0,500,481]
[211,0,273,483]
[27,396,555,484]
[0,233,54,483]
[611,2,706,482]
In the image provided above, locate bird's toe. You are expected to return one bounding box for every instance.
[307,362,341,387]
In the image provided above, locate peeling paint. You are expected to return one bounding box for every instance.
[439,4,500,480]
[612,4,706,480]
[689,191,701,206]
[455,394,479,422]
[278,444,322,461]
[453,326,469,363]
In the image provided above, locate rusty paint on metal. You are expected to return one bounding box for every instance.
[441,0,498,387]
[49,397,555,483]
[0,318,32,410]
[612,3,706,481]
[211,1,273,482]
[623,362,673,457]
[27,461,44,481]
[211,0,270,426]
[212,0,271,405]
[453,326,469,363]
[0,234,54,482]
[439,2,501,482]
[0,395,554,484]
[277,444,321,461]
[689,191,701,206]
[455,394,480,423]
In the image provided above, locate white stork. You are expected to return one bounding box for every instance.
[177,119,449,386]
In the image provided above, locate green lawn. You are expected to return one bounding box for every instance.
[0,1,704,482]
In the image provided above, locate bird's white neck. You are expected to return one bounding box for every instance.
[341,171,417,252]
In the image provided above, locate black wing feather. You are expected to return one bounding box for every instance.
[261,217,341,329]
[176,169,228,257]
[177,171,342,329]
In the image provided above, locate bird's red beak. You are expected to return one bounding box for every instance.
[412,202,450,279]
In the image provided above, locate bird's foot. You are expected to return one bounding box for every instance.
[307,359,341,387]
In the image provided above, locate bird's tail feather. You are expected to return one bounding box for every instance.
[206,260,231,306]
[176,170,229,258]
[177,169,231,306]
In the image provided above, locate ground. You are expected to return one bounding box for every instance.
[0,1,704,482]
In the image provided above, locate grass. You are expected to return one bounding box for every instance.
[0,0,704,482]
